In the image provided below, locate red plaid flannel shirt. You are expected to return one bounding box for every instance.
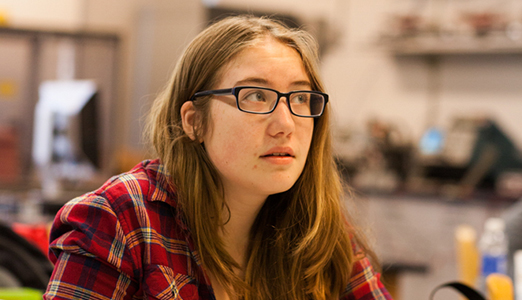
[44,159,392,299]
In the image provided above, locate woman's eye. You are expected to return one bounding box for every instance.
[291,93,310,104]
[244,91,266,102]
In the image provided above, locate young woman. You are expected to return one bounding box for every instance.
[44,15,392,300]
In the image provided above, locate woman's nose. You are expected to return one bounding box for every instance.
[267,97,295,137]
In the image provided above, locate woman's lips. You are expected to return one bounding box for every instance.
[261,147,295,165]
[261,147,295,157]
[260,155,294,165]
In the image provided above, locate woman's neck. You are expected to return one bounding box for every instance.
[208,193,267,300]
[220,191,267,269]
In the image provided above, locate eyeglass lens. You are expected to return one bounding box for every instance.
[237,88,324,116]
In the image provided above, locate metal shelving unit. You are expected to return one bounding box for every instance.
[380,33,522,56]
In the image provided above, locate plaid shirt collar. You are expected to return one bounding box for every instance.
[142,159,190,233]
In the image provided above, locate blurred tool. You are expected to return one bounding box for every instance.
[455,225,480,287]
[417,118,522,199]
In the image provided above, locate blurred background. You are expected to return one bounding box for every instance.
[1,0,522,299]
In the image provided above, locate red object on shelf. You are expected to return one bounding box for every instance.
[11,222,50,255]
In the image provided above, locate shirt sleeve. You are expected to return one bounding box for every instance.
[43,194,139,300]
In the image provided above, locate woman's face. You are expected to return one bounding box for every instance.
[203,37,314,201]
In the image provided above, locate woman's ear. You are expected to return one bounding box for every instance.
[180,101,197,141]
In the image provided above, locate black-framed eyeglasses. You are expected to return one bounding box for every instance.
[190,86,329,118]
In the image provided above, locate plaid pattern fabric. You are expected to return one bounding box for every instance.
[44,159,392,299]
[343,250,392,300]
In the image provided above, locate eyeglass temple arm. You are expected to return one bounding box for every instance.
[190,88,234,100]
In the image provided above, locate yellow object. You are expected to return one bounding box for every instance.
[455,224,480,287]
[0,80,17,98]
[0,288,43,300]
[486,273,514,300]
[0,9,9,26]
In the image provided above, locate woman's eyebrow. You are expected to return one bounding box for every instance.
[234,77,312,88]
[235,77,269,86]
[291,80,312,88]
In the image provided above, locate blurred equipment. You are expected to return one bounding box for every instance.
[347,119,413,192]
[0,222,53,290]
[0,27,119,186]
[417,117,522,198]
[419,127,444,156]
[32,80,99,197]
[11,223,49,255]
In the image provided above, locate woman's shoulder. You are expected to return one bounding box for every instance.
[48,160,204,293]
[94,159,175,203]
[50,158,190,249]
[55,159,181,235]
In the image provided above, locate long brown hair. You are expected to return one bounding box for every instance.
[147,15,375,299]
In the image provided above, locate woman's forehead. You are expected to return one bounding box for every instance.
[215,38,308,88]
